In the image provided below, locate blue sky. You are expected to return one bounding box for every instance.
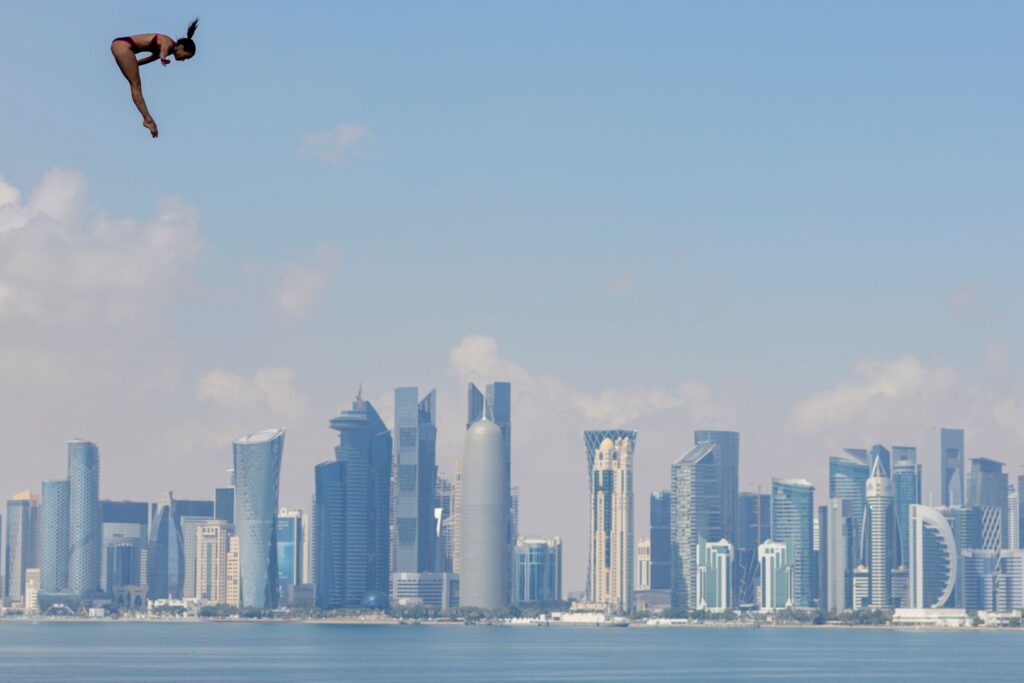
[2,2,1023,589]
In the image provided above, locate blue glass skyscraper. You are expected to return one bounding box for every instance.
[649,490,672,590]
[39,479,70,593]
[694,431,740,550]
[892,446,920,564]
[68,440,101,596]
[315,394,393,609]
[394,387,437,573]
[5,498,32,601]
[829,449,869,565]
[737,491,770,606]
[771,478,815,607]
[967,457,1009,548]
[935,428,965,507]
[233,428,285,609]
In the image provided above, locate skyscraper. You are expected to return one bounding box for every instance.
[1009,485,1020,551]
[313,460,344,610]
[585,431,635,612]
[865,455,894,608]
[147,494,215,599]
[6,491,38,603]
[758,540,791,610]
[513,537,562,604]
[100,500,148,594]
[826,498,854,612]
[233,428,285,609]
[649,490,672,591]
[467,382,513,595]
[318,394,393,609]
[737,491,770,606]
[696,539,734,612]
[694,431,740,552]
[68,440,101,596]
[276,508,303,592]
[908,504,957,609]
[39,479,70,593]
[637,538,652,590]
[934,428,965,507]
[394,387,437,574]
[770,479,814,607]
[966,457,1009,548]
[181,515,214,598]
[891,446,920,563]
[460,415,509,609]
[195,520,231,605]
[215,487,235,525]
[829,449,869,567]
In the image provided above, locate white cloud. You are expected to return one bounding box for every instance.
[788,358,945,433]
[0,169,201,324]
[271,244,338,317]
[301,124,369,164]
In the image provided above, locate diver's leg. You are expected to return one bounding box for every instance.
[111,42,158,137]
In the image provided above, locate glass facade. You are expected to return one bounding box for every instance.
[891,446,920,564]
[966,457,1008,548]
[313,460,345,609]
[649,490,672,590]
[771,479,814,607]
[737,492,770,606]
[394,388,437,573]
[276,511,302,590]
[39,479,70,593]
[68,440,101,596]
[513,537,561,603]
[233,428,285,609]
[215,487,235,524]
[671,443,719,609]
[937,428,965,508]
[5,499,32,601]
[696,539,733,611]
[694,431,739,548]
[829,449,868,567]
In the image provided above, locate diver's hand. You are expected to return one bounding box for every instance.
[144,119,159,138]
[161,58,170,66]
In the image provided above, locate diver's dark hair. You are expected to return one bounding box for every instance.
[176,17,199,54]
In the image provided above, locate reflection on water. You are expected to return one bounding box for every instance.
[0,622,1021,682]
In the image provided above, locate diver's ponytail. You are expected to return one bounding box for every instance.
[176,17,199,55]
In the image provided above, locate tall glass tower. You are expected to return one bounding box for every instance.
[39,479,70,593]
[584,430,635,612]
[935,428,965,507]
[891,446,920,564]
[394,387,437,573]
[68,440,101,596]
[320,393,393,607]
[966,457,1008,548]
[233,428,285,609]
[313,460,345,609]
[829,448,869,566]
[694,431,740,551]
[5,496,34,601]
[737,491,770,606]
[770,479,814,607]
[649,490,672,590]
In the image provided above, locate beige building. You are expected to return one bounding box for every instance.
[637,538,652,591]
[24,568,40,615]
[226,535,241,608]
[196,520,231,605]
[586,432,635,613]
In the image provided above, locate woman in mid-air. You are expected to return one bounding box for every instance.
[110,18,199,138]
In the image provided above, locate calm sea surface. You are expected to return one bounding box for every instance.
[1,621,1022,681]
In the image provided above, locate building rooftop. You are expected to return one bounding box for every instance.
[234,428,285,445]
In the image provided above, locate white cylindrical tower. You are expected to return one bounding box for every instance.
[460,418,508,610]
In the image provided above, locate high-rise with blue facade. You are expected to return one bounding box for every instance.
[39,480,70,593]
[514,537,561,604]
[934,428,965,507]
[649,490,672,591]
[233,428,285,609]
[314,394,392,610]
[5,493,37,602]
[829,449,869,567]
[394,387,437,574]
[891,446,920,563]
[771,478,814,607]
[215,488,235,525]
[737,491,770,606]
[967,457,1008,548]
[68,440,101,596]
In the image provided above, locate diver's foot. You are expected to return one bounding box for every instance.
[144,119,159,138]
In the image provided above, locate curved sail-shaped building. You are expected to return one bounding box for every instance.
[233,428,285,609]
[908,504,957,609]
